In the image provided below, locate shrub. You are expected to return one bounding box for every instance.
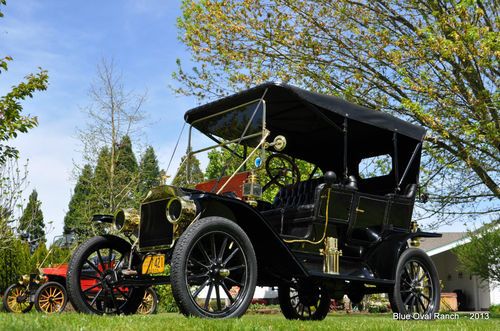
[155,284,179,313]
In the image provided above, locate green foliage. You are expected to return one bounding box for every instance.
[30,242,48,269]
[138,146,161,197]
[64,164,95,237]
[490,304,500,314]
[154,285,179,313]
[172,152,204,188]
[175,0,499,223]
[454,220,500,283]
[18,189,45,249]
[0,238,31,293]
[0,3,48,163]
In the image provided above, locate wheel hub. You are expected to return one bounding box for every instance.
[208,263,230,281]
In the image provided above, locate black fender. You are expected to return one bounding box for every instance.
[193,194,308,285]
[365,231,441,281]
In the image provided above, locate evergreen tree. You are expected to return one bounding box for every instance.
[138,146,161,197]
[114,135,139,207]
[18,189,45,250]
[116,135,138,175]
[172,152,204,188]
[92,147,112,213]
[63,164,95,236]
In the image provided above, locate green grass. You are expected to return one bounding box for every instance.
[0,312,498,331]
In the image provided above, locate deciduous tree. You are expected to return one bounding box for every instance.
[175,0,499,225]
[454,220,500,284]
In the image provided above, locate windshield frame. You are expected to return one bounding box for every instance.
[178,89,269,186]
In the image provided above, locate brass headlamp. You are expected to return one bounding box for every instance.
[166,196,197,225]
[114,208,140,234]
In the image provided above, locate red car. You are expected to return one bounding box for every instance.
[3,261,158,314]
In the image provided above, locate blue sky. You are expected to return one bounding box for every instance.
[1,0,198,241]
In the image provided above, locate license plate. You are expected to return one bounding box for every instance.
[142,255,165,274]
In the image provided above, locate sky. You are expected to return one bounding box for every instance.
[1,0,199,242]
[0,0,477,244]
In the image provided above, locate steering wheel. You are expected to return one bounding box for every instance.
[262,154,300,192]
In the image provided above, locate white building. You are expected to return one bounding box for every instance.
[420,232,499,311]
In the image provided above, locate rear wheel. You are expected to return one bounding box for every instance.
[278,279,330,320]
[390,248,440,317]
[66,235,145,315]
[2,284,33,313]
[171,217,257,318]
[34,282,67,313]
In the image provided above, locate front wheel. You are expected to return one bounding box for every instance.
[278,279,330,320]
[171,217,257,318]
[2,284,33,313]
[390,248,440,317]
[34,282,68,313]
[66,235,145,315]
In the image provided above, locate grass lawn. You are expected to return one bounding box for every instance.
[0,312,498,331]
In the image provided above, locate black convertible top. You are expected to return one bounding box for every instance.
[185,82,425,189]
[184,82,426,141]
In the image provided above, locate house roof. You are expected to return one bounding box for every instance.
[420,232,469,256]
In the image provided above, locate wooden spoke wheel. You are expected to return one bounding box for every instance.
[136,287,158,315]
[2,284,33,313]
[171,217,257,318]
[390,248,440,317]
[67,235,145,315]
[35,282,68,313]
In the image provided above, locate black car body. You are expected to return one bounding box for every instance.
[67,82,441,319]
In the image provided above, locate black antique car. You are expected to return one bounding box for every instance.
[66,82,441,319]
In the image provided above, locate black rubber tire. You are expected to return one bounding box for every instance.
[171,216,257,318]
[137,287,159,315]
[348,291,365,307]
[34,281,68,313]
[66,235,145,315]
[278,280,330,320]
[2,284,33,313]
[391,248,440,317]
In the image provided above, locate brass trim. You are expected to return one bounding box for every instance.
[356,208,365,213]
[321,237,342,275]
[114,208,140,233]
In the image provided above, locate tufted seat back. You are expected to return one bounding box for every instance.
[272,178,324,209]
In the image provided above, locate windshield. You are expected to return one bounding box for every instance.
[192,100,264,144]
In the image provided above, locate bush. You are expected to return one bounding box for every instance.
[490,304,500,314]
[365,294,389,313]
[155,284,179,313]
[0,239,32,293]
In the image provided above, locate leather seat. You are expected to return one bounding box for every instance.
[262,178,324,232]
[272,177,324,210]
